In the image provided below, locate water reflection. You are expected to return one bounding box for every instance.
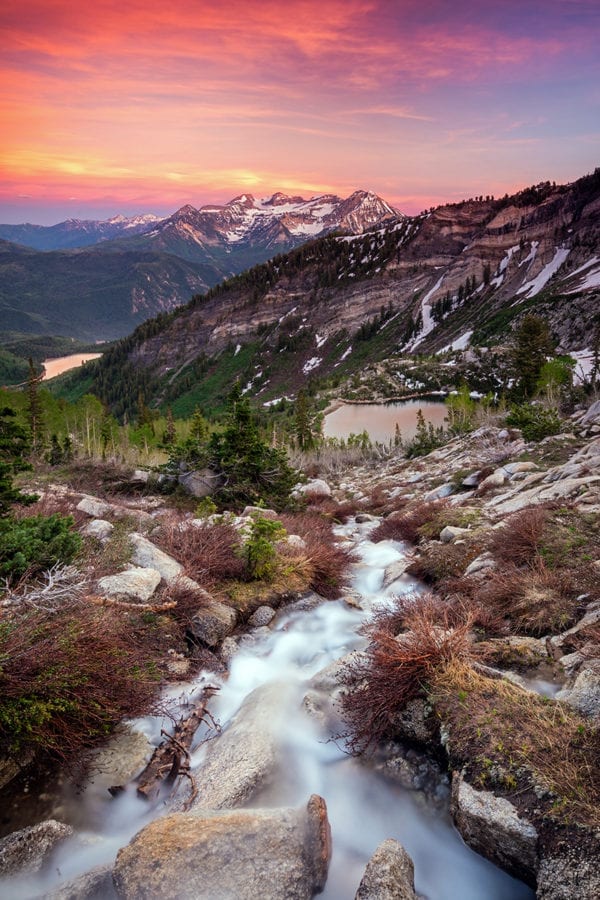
[324,399,447,444]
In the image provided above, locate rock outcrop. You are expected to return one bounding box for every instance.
[113,795,331,900]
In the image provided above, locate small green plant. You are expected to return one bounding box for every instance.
[505,403,562,441]
[194,496,217,518]
[0,513,81,583]
[244,515,286,580]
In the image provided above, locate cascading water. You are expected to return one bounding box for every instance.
[0,519,535,899]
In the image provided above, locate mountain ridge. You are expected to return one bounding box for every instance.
[85,170,600,419]
[0,190,401,340]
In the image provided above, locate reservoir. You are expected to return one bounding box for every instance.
[323,399,448,444]
[42,353,103,380]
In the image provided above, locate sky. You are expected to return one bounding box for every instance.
[1,0,599,224]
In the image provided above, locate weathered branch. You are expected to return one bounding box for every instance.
[109,685,219,802]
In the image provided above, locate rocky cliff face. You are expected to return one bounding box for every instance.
[110,172,599,401]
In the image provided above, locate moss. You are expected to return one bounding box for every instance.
[432,662,600,826]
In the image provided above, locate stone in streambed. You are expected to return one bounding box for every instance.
[354,839,417,900]
[191,681,292,810]
[0,820,73,877]
[113,795,331,900]
[451,772,538,883]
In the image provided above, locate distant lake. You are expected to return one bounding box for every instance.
[42,353,102,380]
[323,399,447,444]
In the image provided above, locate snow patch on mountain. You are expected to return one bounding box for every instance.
[517,246,570,299]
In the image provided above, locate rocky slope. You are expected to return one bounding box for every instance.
[87,169,600,418]
[0,402,600,900]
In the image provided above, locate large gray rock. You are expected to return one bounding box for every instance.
[189,601,237,648]
[81,519,114,542]
[295,479,332,497]
[96,567,161,603]
[451,772,538,883]
[580,399,600,427]
[0,820,73,877]
[44,864,115,899]
[556,663,600,718]
[77,496,111,518]
[355,839,417,900]
[178,468,223,498]
[87,725,152,792]
[113,795,331,900]
[192,681,292,810]
[129,533,182,582]
[439,525,470,543]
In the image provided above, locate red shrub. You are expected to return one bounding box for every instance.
[156,516,245,586]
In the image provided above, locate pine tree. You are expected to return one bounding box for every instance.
[26,358,44,454]
[511,315,554,398]
[162,407,177,447]
[0,407,37,516]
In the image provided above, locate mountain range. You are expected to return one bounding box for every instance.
[0,191,399,341]
[84,169,600,420]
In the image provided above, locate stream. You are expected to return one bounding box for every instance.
[1,520,534,899]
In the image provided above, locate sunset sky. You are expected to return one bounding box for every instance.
[1,0,599,224]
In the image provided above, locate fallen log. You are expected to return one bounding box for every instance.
[109,685,219,804]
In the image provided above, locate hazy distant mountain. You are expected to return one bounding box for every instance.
[0,214,163,251]
[0,240,216,341]
[85,170,600,419]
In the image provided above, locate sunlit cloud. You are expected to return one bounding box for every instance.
[1,0,598,222]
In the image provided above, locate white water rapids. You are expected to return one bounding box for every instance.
[1,520,534,899]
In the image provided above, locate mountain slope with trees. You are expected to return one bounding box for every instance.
[79,170,600,420]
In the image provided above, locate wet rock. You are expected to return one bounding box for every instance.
[0,820,73,877]
[249,605,276,627]
[77,496,111,518]
[302,689,335,728]
[355,839,417,900]
[451,772,538,883]
[86,725,152,795]
[556,662,600,718]
[191,681,293,809]
[81,519,114,542]
[129,533,182,582]
[219,635,239,665]
[372,742,448,804]
[388,697,438,746]
[355,513,378,523]
[113,795,331,900]
[382,558,412,589]
[96,567,161,603]
[308,651,366,694]
[44,864,115,899]
[189,602,237,648]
